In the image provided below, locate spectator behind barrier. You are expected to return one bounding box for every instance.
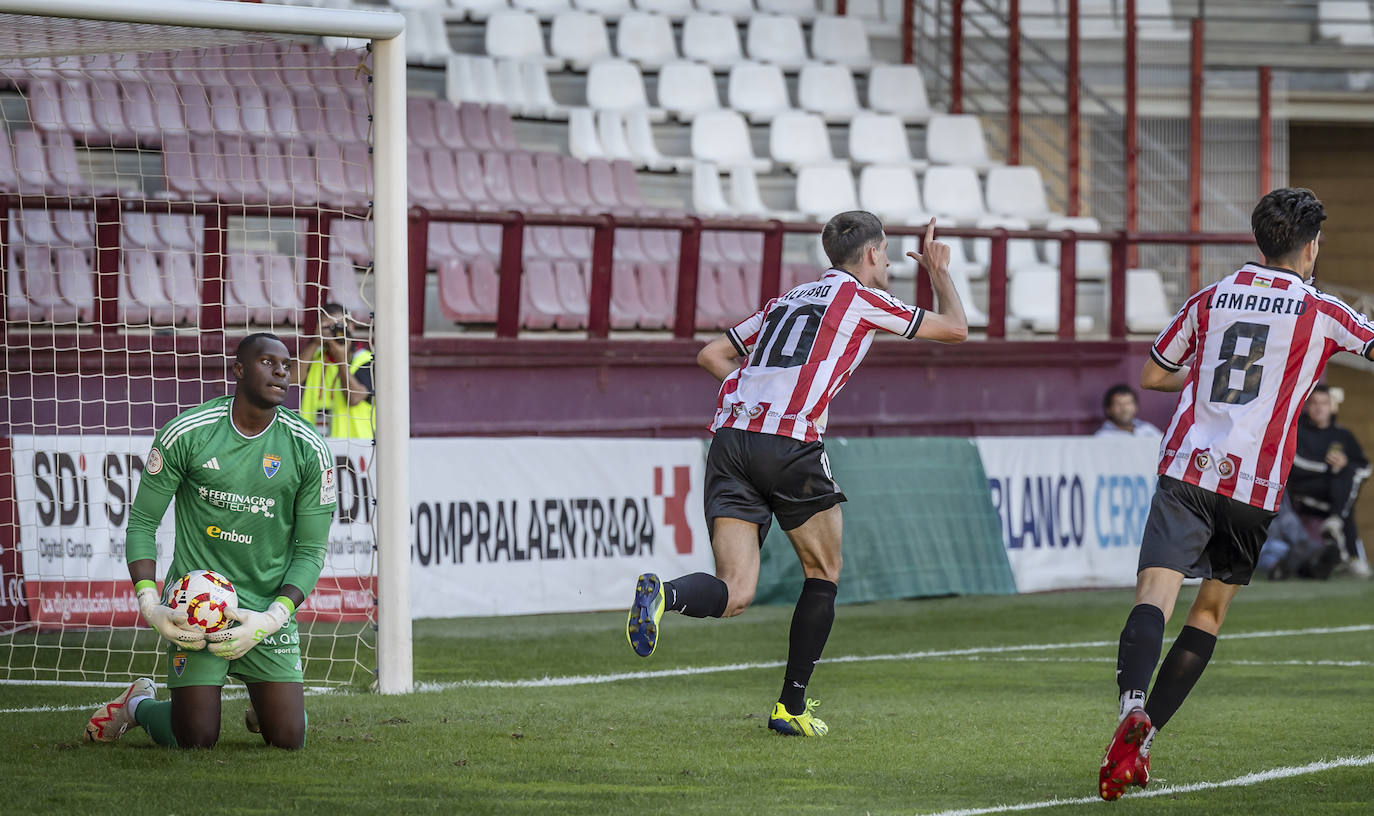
[1094,384,1162,438]
[291,302,375,439]
[1285,385,1371,577]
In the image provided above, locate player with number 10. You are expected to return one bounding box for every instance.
[1100,188,1374,799]
[625,212,968,736]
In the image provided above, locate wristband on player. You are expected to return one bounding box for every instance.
[274,595,296,617]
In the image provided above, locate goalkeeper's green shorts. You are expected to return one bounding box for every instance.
[164,619,303,688]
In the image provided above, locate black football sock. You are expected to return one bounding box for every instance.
[1144,625,1216,730]
[779,578,838,716]
[1116,603,1166,706]
[662,573,728,618]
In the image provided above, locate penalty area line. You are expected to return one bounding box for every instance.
[912,752,1374,816]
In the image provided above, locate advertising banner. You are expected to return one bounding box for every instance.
[408,438,711,617]
[975,435,1162,592]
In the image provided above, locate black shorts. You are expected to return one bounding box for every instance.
[704,426,847,542]
[1138,475,1277,585]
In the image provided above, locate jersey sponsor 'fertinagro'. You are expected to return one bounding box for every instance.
[712,268,925,442]
[139,395,337,610]
[1151,263,1374,510]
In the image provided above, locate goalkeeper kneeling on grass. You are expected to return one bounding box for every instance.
[84,333,336,750]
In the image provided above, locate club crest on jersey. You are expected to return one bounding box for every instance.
[1216,458,1235,478]
[173,653,187,676]
[263,454,282,478]
[146,447,163,475]
[1194,452,1211,471]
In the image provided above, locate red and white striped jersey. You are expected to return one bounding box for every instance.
[710,268,924,442]
[1152,262,1374,510]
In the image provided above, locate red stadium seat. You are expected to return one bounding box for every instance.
[434,100,468,151]
[0,128,18,191]
[161,249,200,324]
[487,104,518,151]
[437,257,485,323]
[224,253,268,325]
[261,253,302,326]
[458,102,496,152]
[521,259,563,330]
[553,260,589,329]
[89,80,135,147]
[53,247,95,322]
[11,130,54,194]
[122,81,160,145]
[18,248,80,323]
[326,253,371,323]
[120,247,167,325]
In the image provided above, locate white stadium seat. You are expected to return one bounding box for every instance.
[625,109,693,171]
[867,64,932,123]
[769,111,839,171]
[447,55,502,105]
[970,215,1041,272]
[922,165,987,223]
[697,0,756,19]
[657,61,721,121]
[848,111,927,168]
[1127,268,1173,333]
[810,15,873,70]
[452,0,512,20]
[797,62,860,123]
[727,61,792,123]
[926,114,996,170]
[511,0,573,18]
[692,162,734,215]
[494,58,531,112]
[1009,266,1094,333]
[729,166,780,217]
[401,9,452,66]
[573,0,632,12]
[690,109,771,172]
[1319,1,1374,45]
[1043,215,1112,280]
[682,13,744,68]
[615,12,679,69]
[568,107,606,160]
[857,164,930,223]
[985,165,1057,225]
[635,0,695,17]
[795,164,857,220]
[485,11,562,69]
[758,0,819,19]
[745,14,809,70]
[549,12,612,71]
[520,60,569,119]
[586,59,666,121]
[596,110,635,161]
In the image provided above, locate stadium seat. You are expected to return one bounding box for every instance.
[586,158,627,212]
[400,9,453,66]
[857,164,931,223]
[634,0,694,16]
[568,107,606,160]
[1134,0,1187,41]
[586,59,665,121]
[1008,265,1093,334]
[746,15,809,70]
[1126,268,1173,333]
[409,146,441,208]
[485,11,562,68]
[521,259,571,329]
[758,0,819,19]
[321,89,369,143]
[607,261,650,329]
[795,164,857,220]
[51,210,93,247]
[697,0,755,19]
[24,79,64,134]
[452,0,512,21]
[446,55,499,106]
[691,109,771,172]
[692,162,733,216]
[970,215,1041,273]
[121,82,161,146]
[493,59,531,114]
[926,114,997,170]
[848,112,926,168]
[681,13,744,68]
[459,102,499,151]
[574,0,631,12]
[615,12,678,69]
[18,248,79,323]
[122,212,160,250]
[1042,216,1112,280]
[438,257,492,323]
[331,218,373,265]
[810,15,873,70]
[161,249,201,324]
[985,165,1057,225]
[10,131,59,195]
[611,159,650,211]
[797,62,860,123]
[922,165,987,224]
[623,109,693,172]
[657,61,721,121]
[88,80,137,148]
[550,12,612,70]
[409,97,443,150]
[595,110,634,163]
[727,61,792,124]
[728,166,779,217]
[867,64,932,123]
[512,0,574,18]
[254,140,297,202]
[1320,1,1374,44]
[520,60,570,119]
[157,214,201,254]
[768,111,839,171]
[121,248,173,326]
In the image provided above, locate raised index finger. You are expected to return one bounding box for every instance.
[924,217,936,246]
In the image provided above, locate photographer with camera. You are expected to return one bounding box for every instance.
[292,303,374,439]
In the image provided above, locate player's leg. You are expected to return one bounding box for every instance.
[1142,578,1238,737]
[245,682,306,750]
[83,677,157,743]
[168,686,223,748]
[768,504,842,735]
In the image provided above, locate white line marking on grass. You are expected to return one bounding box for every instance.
[420,623,1373,691]
[913,752,1374,816]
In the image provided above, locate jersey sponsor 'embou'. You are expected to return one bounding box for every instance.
[1151,263,1374,510]
[140,395,337,610]
[711,268,926,442]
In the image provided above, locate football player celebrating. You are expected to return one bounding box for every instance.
[626,213,968,736]
[84,333,336,750]
[1100,188,1374,798]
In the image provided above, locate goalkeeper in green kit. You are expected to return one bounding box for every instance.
[84,333,337,749]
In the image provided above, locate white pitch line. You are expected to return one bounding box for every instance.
[419,622,1374,691]
[914,752,1374,816]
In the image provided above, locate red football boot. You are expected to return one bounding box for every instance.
[1099,707,1152,801]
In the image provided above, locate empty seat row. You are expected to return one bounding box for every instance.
[483,10,872,72]
[410,0,829,21]
[0,128,127,196]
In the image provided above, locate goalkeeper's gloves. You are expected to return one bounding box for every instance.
[207,598,293,660]
[136,582,206,650]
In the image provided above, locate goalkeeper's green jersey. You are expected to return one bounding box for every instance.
[128,395,336,611]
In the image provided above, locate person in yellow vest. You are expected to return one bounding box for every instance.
[292,303,374,439]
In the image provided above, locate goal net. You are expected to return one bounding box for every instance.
[0,1,411,693]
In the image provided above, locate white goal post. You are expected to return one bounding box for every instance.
[0,0,412,694]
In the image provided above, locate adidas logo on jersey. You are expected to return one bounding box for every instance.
[202,457,221,470]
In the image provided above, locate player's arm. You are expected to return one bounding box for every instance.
[1140,356,1190,392]
[125,454,207,649]
[906,219,969,344]
[697,335,745,382]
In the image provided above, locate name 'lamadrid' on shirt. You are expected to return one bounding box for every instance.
[1204,291,1309,315]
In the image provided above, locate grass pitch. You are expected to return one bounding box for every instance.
[3,579,1372,815]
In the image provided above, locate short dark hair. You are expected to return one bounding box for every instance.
[1103,383,1136,412]
[235,332,284,364]
[1251,187,1325,261]
[322,302,346,317]
[821,210,884,269]
[1310,384,1330,397]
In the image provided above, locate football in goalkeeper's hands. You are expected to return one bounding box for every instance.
[166,569,238,634]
